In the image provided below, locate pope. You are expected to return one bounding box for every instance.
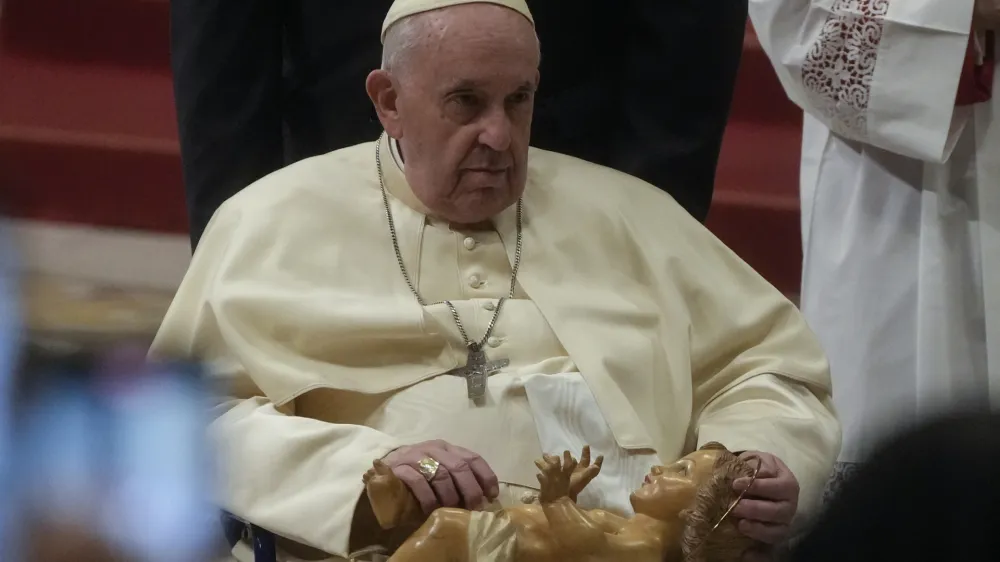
[150,1,841,560]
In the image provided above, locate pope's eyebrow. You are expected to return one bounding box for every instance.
[442,79,536,94]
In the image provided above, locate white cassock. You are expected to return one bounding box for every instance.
[151,132,840,561]
[749,0,999,464]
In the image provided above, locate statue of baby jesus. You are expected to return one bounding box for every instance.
[362,443,762,562]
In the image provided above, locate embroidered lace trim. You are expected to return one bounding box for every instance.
[801,0,890,139]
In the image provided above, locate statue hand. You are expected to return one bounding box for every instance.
[568,446,604,502]
[535,450,579,504]
[729,452,799,552]
[363,459,420,529]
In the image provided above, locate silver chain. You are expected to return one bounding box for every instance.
[376,134,523,351]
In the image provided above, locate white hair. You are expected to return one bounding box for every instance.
[381,16,427,73]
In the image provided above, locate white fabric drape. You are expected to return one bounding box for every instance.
[750,0,998,462]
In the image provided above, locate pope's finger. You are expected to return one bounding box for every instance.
[737,520,790,545]
[470,458,500,498]
[738,453,778,478]
[733,477,799,503]
[730,498,796,525]
[392,464,439,514]
[432,448,486,509]
[768,453,791,470]
[428,467,462,509]
[580,446,591,467]
[450,451,499,499]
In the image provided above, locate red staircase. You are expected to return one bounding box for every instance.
[709,24,804,294]
[0,3,803,292]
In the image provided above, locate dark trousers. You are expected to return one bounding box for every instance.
[172,0,748,248]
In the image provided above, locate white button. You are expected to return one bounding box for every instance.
[468,274,482,288]
[520,492,538,504]
[483,301,496,311]
[463,237,477,250]
[487,336,501,348]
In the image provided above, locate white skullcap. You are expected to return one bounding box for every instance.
[381,0,534,43]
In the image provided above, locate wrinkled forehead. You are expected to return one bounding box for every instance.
[401,8,539,93]
[411,5,538,58]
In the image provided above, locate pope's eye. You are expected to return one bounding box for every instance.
[451,93,479,107]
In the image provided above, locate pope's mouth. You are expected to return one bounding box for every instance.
[463,167,508,174]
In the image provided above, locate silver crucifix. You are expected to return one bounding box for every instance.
[452,344,509,404]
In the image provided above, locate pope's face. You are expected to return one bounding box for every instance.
[629,448,727,522]
[386,5,539,225]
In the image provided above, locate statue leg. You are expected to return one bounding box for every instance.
[388,508,470,562]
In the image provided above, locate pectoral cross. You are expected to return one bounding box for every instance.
[452,344,509,404]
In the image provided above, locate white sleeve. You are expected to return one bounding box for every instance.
[696,374,840,523]
[749,0,975,161]
[149,203,401,557]
[213,397,400,558]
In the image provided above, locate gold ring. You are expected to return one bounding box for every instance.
[416,457,441,481]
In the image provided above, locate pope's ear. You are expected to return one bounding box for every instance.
[366,69,403,138]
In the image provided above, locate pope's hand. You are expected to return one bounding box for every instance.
[381,440,499,514]
[975,0,1000,30]
[729,451,799,560]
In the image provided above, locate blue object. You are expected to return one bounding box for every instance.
[222,511,277,562]
[0,221,21,556]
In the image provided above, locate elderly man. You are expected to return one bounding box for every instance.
[152,1,840,560]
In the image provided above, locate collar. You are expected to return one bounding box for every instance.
[378,133,434,217]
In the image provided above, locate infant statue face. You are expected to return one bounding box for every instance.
[630,443,732,521]
[630,442,760,562]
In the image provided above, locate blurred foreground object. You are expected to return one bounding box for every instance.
[0,220,23,559]
[10,344,222,562]
[23,275,173,346]
[786,413,1000,562]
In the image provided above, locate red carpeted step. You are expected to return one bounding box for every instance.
[1,0,170,69]
[708,22,804,293]
[730,26,804,127]
[0,52,187,233]
[710,120,802,293]
[0,8,804,292]
[2,134,187,234]
[1,2,800,130]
